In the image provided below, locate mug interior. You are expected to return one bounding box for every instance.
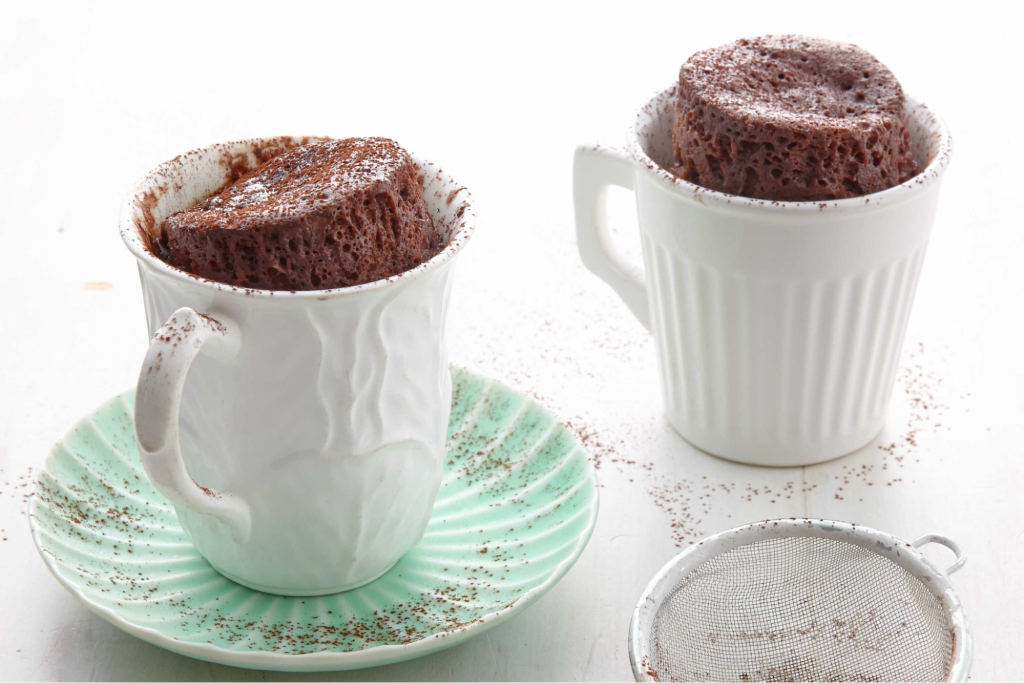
[633,84,951,208]
[119,136,475,297]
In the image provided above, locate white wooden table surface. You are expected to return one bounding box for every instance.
[1,2,1021,680]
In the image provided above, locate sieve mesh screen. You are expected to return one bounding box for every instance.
[650,536,953,682]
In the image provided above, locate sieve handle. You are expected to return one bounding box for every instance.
[912,534,966,575]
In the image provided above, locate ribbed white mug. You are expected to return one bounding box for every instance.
[574,85,951,466]
[120,138,475,595]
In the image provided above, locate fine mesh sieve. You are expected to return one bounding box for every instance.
[629,520,971,682]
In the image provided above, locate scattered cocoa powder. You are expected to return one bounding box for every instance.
[0,465,36,509]
[877,341,950,469]
[558,339,962,549]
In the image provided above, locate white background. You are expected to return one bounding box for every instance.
[1,1,1021,680]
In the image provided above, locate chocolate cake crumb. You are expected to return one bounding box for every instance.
[672,35,917,201]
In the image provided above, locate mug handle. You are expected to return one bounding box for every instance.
[573,145,650,330]
[134,307,252,543]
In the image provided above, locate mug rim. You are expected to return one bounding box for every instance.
[628,83,953,214]
[119,136,476,300]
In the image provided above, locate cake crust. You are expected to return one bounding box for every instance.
[672,35,917,201]
[161,137,441,290]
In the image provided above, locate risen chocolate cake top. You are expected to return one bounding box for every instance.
[672,35,917,201]
[683,35,906,128]
[185,138,412,228]
[161,137,443,291]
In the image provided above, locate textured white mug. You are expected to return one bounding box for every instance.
[575,85,951,466]
[120,137,475,595]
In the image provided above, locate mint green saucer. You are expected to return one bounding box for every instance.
[28,367,599,672]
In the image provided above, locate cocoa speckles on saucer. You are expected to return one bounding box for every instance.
[29,370,597,663]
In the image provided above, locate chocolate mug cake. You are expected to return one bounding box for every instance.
[121,136,475,595]
[574,33,952,465]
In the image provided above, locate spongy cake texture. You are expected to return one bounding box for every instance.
[162,137,441,290]
[672,35,917,201]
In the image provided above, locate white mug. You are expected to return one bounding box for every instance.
[120,137,475,595]
[574,85,951,466]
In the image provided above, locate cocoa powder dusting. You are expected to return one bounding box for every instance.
[672,35,916,201]
[159,138,442,291]
[877,341,950,467]
[0,465,36,512]
[550,337,961,549]
[29,406,544,654]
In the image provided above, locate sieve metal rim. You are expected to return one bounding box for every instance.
[628,519,972,682]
